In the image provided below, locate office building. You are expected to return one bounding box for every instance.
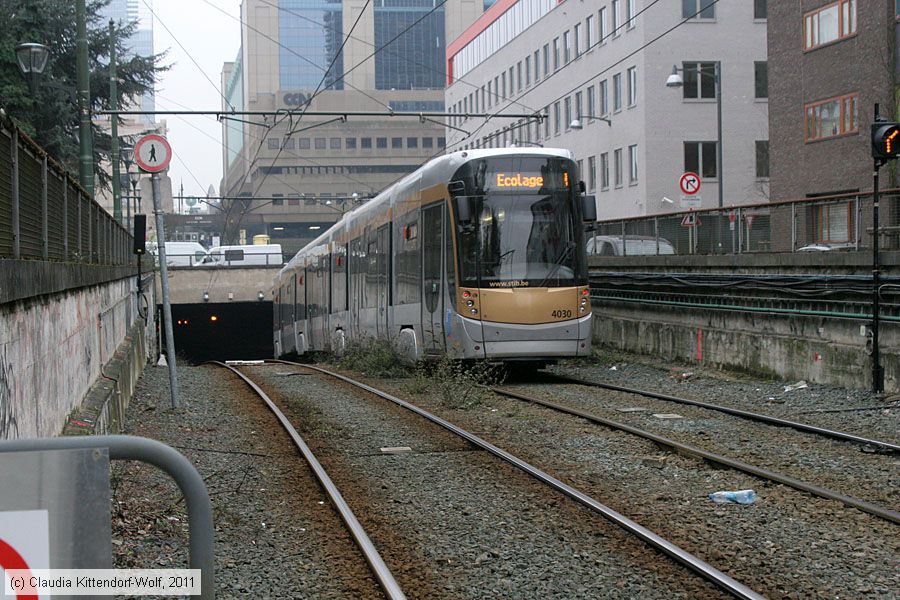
[445,0,769,220]
[220,0,483,253]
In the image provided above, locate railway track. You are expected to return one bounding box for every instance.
[546,373,900,453]
[211,361,405,600]
[251,359,764,599]
[490,385,900,525]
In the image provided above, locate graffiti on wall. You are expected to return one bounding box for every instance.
[0,346,18,439]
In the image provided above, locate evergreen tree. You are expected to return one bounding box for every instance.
[0,0,167,190]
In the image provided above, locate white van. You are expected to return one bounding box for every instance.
[585,235,676,256]
[204,244,284,267]
[148,242,209,267]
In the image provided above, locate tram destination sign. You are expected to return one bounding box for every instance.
[489,171,570,190]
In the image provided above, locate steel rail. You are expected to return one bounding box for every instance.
[270,360,764,600]
[209,361,406,600]
[549,374,900,453]
[492,387,900,526]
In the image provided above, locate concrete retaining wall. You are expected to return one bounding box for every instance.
[0,275,155,439]
[593,302,898,392]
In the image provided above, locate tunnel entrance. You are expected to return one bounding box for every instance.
[160,302,272,363]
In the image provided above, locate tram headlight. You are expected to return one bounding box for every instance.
[470,308,478,315]
[466,300,474,307]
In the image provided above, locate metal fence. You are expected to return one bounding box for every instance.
[586,192,900,256]
[0,117,132,265]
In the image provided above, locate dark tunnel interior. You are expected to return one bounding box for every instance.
[160,302,273,363]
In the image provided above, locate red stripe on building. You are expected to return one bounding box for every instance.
[446,0,567,85]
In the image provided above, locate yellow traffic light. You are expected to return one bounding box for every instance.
[872,121,900,160]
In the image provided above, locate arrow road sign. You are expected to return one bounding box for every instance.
[134,134,172,173]
[681,213,701,227]
[680,171,701,195]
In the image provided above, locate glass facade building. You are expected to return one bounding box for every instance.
[279,0,345,90]
[374,0,445,90]
[99,0,155,123]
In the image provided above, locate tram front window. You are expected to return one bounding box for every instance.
[456,193,580,288]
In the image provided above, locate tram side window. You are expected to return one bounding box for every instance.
[274,290,281,332]
[365,240,379,308]
[350,238,364,312]
[296,270,306,321]
[396,218,420,305]
[332,246,347,313]
[444,203,455,300]
[321,254,331,315]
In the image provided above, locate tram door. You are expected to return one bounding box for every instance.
[421,204,445,353]
[376,224,390,337]
[349,238,362,337]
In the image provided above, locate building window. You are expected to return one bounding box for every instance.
[345,137,357,150]
[576,159,583,182]
[422,137,433,148]
[628,144,638,183]
[377,137,388,149]
[272,193,283,206]
[804,0,856,50]
[754,0,767,19]
[534,50,540,81]
[564,97,572,129]
[599,7,608,42]
[563,30,571,64]
[299,138,311,150]
[574,24,581,57]
[684,141,718,178]
[613,73,622,111]
[501,71,507,98]
[816,202,852,243]
[361,137,372,149]
[612,0,621,34]
[614,148,623,187]
[626,0,636,28]
[544,106,551,137]
[683,62,717,99]
[553,37,560,70]
[805,93,859,141]
[755,140,769,178]
[599,80,609,115]
[267,138,279,150]
[392,137,402,149]
[543,44,550,77]
[627,66,637,106]
[282,138,295,150]
[575,91,583,120]
[315,137,326,150]
[330,137,341,149]
[586,15,595,48]
[600,153,610,189]
[525,56,531,86]
[588,156,597,191]
[438,137,445,147]
[407,137,418,148]
[754,62,767,99]
[587,85,596,118]
[683,0,715,19]
[554,101,561,134]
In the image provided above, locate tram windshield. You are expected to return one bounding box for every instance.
[451,156,587,288]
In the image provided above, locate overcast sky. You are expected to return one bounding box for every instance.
[150,0,242,200]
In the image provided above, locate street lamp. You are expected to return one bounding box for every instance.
[666,62,724,209]
[15,43,49,94]
[129,165,142,216]
[570,115,612,129]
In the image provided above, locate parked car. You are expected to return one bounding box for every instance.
[203,244,284,266]
[585,235,676,256]
[797,242,856,251]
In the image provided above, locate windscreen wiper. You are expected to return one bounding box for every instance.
[536,242,574,288]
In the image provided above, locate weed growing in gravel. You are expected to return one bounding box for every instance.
[337,336,410,378]
[408,355,506,410]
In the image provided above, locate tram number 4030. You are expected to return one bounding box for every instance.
[551,309,573,319]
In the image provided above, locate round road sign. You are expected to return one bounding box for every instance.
[134,134,172,173]
[679,171,701,195]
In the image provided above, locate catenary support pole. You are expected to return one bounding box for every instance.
[871,104,883,393]
[152,172,181,408]
[109,20,121,221]
[76,0,93,197]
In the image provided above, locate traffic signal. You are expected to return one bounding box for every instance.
[871,121,900,160]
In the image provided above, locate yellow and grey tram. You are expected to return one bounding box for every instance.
[273,147,595,363]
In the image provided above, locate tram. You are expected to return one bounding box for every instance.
[273,147,596,363]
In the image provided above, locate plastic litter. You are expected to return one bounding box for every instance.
[708,489,757,505]
[783,380,808,392]
[609,365,618,371]
[156,354,168,367]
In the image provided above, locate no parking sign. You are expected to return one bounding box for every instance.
[1,510,49,600]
